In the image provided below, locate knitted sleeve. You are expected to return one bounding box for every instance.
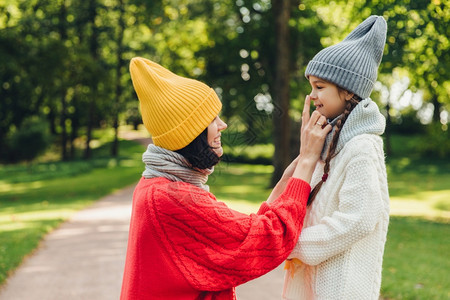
[148,177,310,291]
[289,155,384,266]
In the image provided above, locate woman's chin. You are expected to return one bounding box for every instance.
[213,147,224,157]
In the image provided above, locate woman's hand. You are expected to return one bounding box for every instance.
[292,96,331,183]
[281,94,330,180]
[266,96,331,203]
[299,95,331,162]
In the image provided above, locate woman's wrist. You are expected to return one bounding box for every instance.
[292,157,316,183]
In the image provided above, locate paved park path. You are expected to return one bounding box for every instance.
[0,135,286,300]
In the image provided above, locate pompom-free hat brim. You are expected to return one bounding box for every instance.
[305,15,387,99]
[130,57,222,151]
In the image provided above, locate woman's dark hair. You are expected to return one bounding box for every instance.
[175,128,220,169]
[307,91,362,206]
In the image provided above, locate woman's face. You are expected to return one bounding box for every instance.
[207,116,227,157]
[308,76,353,119]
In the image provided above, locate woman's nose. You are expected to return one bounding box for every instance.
[218,117,227,131]
[220,121,228,131]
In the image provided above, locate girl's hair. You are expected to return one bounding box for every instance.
[175,128,220,169]
[307,91,362,206]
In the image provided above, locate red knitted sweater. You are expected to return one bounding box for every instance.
[120,176,310,300]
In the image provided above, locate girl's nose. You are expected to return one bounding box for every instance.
[309,92,317,100]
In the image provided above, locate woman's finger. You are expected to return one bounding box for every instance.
[309,110,323,127]
[322,123,332,134]
[314,115,327,129]
[302,95,311,124]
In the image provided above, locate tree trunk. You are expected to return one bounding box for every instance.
[84,0,99,160]
[48,107,57,135]
[70,92,79,159]
[59,0,68,161]
[384,101,392,156]
[270,0,291,187]
[432,94,441,123]
[84,103,93,159]
[112,0,125,157]
[61,92,68,160]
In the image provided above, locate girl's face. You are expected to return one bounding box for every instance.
[308,76,353,119]
[207,116,227,157]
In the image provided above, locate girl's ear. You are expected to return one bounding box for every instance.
[344,91,354,101]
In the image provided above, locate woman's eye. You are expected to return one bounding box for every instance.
[317,86,323,90]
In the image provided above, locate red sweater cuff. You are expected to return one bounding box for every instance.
[284,177,311,206]
[258,177,311,214]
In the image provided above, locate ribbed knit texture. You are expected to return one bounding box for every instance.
[282,101,390,300]
[305,16,387,99]
[129,57,222,150]
[121,177,311,300]
[142,144,213,191]
[321,98,385,160]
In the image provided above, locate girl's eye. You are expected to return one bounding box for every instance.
[317,86,323,90]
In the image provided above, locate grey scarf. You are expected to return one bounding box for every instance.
[142,144,213,192]
[321,98,386,160]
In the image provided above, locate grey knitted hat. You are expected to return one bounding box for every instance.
[305,15,387,99]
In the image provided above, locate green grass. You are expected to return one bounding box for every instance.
[210,163,273,210]
[383,134,450,219]
[385,155,450,220]
[382,217,449,299]
[0,138,145,285]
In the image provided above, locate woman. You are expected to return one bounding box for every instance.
[120,57,331,299]
[282,16,390,299]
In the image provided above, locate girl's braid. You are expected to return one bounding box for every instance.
[307,95,360,206]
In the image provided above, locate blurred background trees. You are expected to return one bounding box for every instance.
[1,0,448,183]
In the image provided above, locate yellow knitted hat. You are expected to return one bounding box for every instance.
[129,57,222,151]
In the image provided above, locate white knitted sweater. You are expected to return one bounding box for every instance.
[283,99,390,300]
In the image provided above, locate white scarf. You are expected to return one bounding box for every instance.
[321,98,385,160]
[142,144,213,192]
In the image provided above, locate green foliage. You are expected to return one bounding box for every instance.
[1,0,448,165]
[223,144,274,165]
[124,101,141,130]
[355,0,449,117]
[388,132,450,170]
[389,109,427,135]
[8,117,52,163]
[418,123,450,158]
[220,115,274,164]
[195,0,324,138]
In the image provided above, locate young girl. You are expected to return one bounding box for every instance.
[120,57,331,299]
[282,16,390,299]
